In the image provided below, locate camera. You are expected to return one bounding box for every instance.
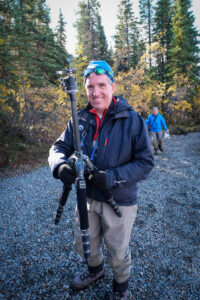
[56,69,78,94]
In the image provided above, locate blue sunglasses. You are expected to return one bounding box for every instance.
[83,67,114,82]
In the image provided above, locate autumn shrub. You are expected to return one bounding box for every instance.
[192,85,200,125]
[115,65,199,129]
[164,75,194,126]
[115,67,166,118]
[0,85,72,167]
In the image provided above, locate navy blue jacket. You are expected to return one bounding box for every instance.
[48,96,154,206]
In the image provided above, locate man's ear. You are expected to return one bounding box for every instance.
[112,82,117,93]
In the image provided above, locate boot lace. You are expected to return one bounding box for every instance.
[80,270,96,281]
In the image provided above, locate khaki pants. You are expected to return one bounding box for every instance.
[75,198,138,283]
[149,130,163,150]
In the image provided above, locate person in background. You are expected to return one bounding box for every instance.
[146,107,169,155]
[48,61,154,299]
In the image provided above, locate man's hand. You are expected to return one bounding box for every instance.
[89,170,109,190]
[57,163,77,188]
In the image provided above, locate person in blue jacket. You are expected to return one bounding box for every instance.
[48,61,154,299]
[146,107,169,155]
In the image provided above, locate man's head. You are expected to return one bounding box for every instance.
[152,107,158,116]
[83,61,116,115]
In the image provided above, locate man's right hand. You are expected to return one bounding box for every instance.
[57,164,77,188]
[89,170,109,190]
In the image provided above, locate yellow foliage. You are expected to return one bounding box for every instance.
[193,86,200,107]
[55,85,68,105]
[194,95,200,107]
[73,56,89,109]
[0,84,15,114]
[170,100,192,112]
[164,74,196,123]
[192,85,200,122]
[15,86,72,144]
[115,68,166,115]
[0,84,8,97]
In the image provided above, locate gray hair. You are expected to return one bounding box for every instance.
[153,107,158,111]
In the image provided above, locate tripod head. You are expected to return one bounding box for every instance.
[56,68,78,95]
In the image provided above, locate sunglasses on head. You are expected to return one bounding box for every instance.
[84,67,114,82]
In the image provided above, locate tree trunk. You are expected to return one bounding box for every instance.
[148,0,152,68]
[20,67,31,143]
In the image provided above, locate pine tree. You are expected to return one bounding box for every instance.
[0,0,20,136]
[139,0,154,67]
[56,9,66,48]
[96,14,112,64]
[0,1,14,87]
[0,0,69,142]
[9,0,62,87]
[114,0,143,73]
[153,0,173,82]
[55,9,69,68]
[75,0,110,61]
[30,0,67,85]
[168,0,200,84]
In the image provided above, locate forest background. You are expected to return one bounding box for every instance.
[0,0,200,169]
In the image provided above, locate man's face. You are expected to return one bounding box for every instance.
[153,109,158,116]
[85,72,116,115]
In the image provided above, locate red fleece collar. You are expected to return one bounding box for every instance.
[89,97,116,141]
[89,97,116,115]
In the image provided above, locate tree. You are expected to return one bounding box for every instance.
[75,0,110,62]
[7,0,65,87]
[0,0,70,143]
[115,59,166,117]
[153,0,173,82]
[55,9,69,68]
[139,0,154,67]
[96,14,112,63]
[0,0,73,166]
[0,0,19,127]
[167,0,200,85]
[114,0,143,73]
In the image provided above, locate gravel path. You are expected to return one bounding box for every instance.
[0,132,200,300]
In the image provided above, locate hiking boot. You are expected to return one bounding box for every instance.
[71,268,104,290]
[158,145,163,152]
[154,148,158,155]
[112,279,129,299]
[111,290,129,300]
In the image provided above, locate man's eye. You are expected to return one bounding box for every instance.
[100,83,106,88]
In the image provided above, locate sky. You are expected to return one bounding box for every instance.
[46,0,200,56]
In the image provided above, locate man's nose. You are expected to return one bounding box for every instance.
[92,86,100,96]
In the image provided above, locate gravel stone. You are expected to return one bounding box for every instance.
[0,132,200,299]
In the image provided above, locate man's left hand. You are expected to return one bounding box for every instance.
[89,170,109,190]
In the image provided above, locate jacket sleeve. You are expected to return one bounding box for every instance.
[106,114,154,188]
[161,115,168,131]
[48,119,75,178]
[146,114,151,128]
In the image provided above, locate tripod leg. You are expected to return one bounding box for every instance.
[55,185,71,225]
[76,179,90,264]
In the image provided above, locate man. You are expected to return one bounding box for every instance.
[48,61,154,299]
[146,107,169,155]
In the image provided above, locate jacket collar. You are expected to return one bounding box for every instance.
[85,96,132,119]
